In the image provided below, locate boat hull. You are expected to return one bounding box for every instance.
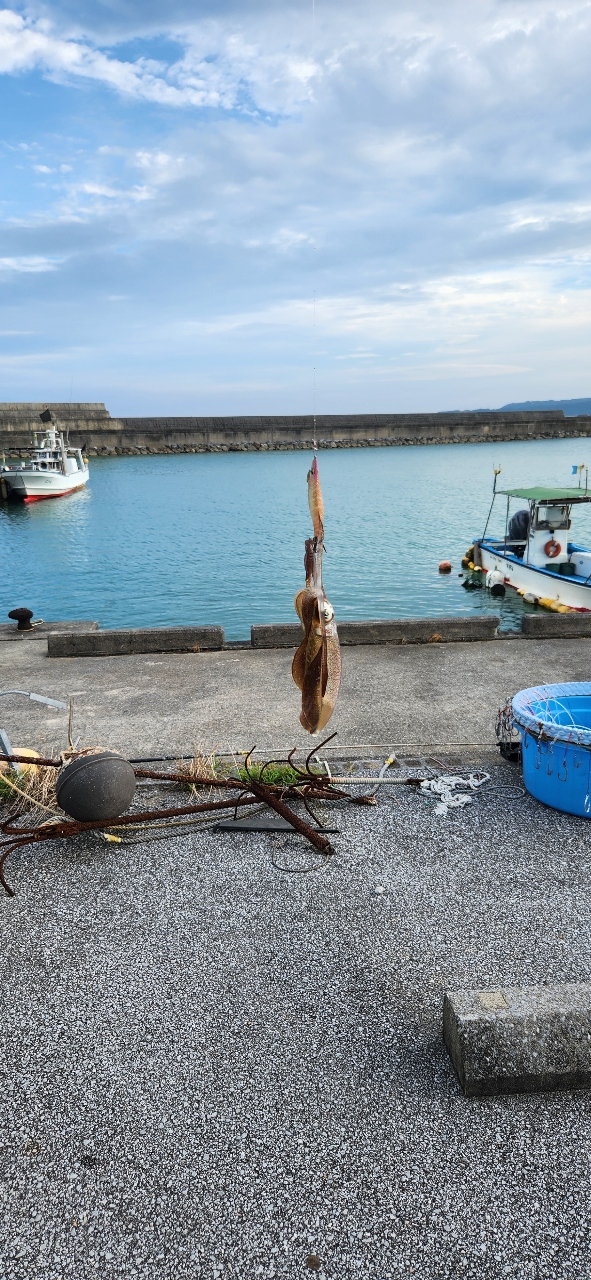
[4,470,89,501]
[477,542,591,611]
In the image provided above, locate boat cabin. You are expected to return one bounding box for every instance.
[24,427,86,477]
[481,486,591,580]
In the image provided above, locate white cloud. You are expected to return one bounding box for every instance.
[2,0,591,411]
[0,7,320,112]
[0,255,62,272]
[133,150,187,185]
[0,9,216,106]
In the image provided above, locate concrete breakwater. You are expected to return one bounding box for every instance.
[37,609,591,656]
[1,402,590,456]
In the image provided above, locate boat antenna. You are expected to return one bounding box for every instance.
[481,466,502,539]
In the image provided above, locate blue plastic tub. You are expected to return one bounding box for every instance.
[512,682,591,817]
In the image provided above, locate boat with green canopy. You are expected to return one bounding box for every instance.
[465,476,591,612]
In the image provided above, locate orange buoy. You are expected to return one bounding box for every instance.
[438,560,452,574]
[0,748,40,776]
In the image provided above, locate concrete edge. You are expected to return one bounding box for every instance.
[522,612,591,638]
[252,616,500,648]
[47,626,225,658]
[442,993,466,1093]
[251,624,304,648]
[41,611,591,656]
[443,984,591,1098]
[337,617,500,644]
[0,620,99,643]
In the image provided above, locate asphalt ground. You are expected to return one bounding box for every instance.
[1,753,591,1280]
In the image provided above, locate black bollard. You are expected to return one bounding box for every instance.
[8,608,34,631]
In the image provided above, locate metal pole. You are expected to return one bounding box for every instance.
[0,691,67,708]
[481,468,501,540]
[0,729,20,774]
[525,501,534,565]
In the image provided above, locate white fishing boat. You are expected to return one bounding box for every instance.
[465,479,591,613]
[0,410,89,502]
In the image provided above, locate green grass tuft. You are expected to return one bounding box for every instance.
[234,763,302,787]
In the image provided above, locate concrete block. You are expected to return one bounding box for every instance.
[251,623,304,648]
[443,984,591,1097]
[251,616,499,647]
[48,626,224,658]
[337,616,500,645]
[521,612,591,639]
[0,620,98,643]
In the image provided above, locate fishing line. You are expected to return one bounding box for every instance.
[312,0,317,454]
[312,293,316,462]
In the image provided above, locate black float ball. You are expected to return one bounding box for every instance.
[490,582,506,597]
[56,751,136,822]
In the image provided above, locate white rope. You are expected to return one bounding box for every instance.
[419,772,490,816]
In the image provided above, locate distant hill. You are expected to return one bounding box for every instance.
[499,398,591,416]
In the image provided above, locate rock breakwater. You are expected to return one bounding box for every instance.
[1,403,590,456]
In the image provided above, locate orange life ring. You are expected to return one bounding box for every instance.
[544,539,561,558]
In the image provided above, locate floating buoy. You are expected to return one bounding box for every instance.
[56,751,136,822]
[487,567,506,598]
[438,560,452,574]
[0,747,40,776]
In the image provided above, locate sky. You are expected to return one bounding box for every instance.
[1,0,591,416]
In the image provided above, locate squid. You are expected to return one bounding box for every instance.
[292,456,342,734]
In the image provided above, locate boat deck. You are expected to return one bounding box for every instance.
[480,538,591,585]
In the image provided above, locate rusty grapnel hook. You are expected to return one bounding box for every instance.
[235,746,335,855]
[0,733,389,895]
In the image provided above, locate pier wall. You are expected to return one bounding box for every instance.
[1,403,591,455]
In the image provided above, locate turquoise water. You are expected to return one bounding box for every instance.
[2,438,591,639]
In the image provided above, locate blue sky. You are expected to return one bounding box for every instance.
[1,0,591,415]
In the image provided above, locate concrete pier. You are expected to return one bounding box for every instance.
[2,631,591,757]
[3,630,591,1274]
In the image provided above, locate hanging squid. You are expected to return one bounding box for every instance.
[292,456,342,734]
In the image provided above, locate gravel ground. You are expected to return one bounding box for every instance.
[1,754,591,1279]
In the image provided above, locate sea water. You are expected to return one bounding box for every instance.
[2,437,591,639]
